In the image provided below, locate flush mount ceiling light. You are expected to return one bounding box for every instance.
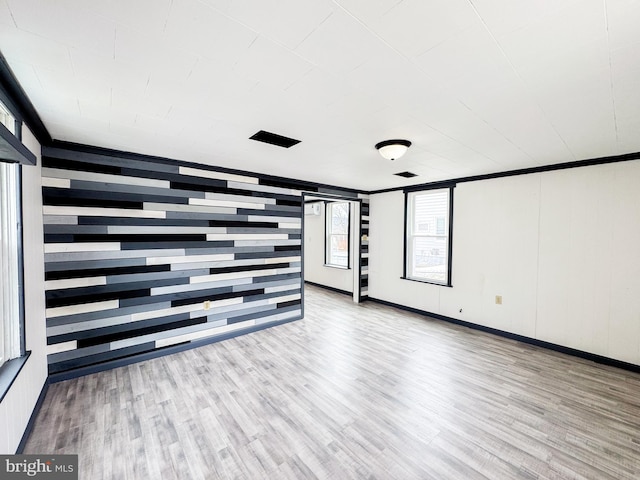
[375,139,412,161]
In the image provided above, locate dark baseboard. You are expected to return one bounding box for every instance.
[304,280,352,297]
[368,297,640,374]
[16,377,50,454]
[48,314,303,383]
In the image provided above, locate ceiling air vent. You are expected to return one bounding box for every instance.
[394,171,417,178]
[249,130,301,148]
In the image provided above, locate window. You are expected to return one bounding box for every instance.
[405,187,453,286]
[325,202,350,268]
[0,162,22,367]
[0,100,23,369]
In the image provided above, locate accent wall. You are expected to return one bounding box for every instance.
[41,145,360,377]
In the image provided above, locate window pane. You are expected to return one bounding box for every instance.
[329,234,348,267]
[411,236,448,283]
[413,190,448,235]
[331,203,349,234]
[326,202,350,268]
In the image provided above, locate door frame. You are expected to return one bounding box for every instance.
[301,192,363,307]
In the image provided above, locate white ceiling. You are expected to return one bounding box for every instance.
[1,0,639,191]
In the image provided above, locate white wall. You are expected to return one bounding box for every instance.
[304,201,354,293]
[369,160,640,366]
[0,127,48,453]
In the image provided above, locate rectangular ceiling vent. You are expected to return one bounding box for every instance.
[249,130,301,148]
[394,171,417,178]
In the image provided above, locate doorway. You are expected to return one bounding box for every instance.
[302,193,362,304]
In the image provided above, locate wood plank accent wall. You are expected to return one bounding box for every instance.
[360,197,369,300]
[41,146,361,376]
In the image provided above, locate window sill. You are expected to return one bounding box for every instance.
[0,352,31,403]
[401,276,452,288]
[324,264,350,270]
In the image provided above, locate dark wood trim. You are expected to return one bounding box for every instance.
[370,151,640,195]
[0,51,51,145]
[399,276,453,287]
[368,297,640,374]
[446,185,454,287]
[0,121,36,165]
[402,191,409,279]
[304,280,352,297]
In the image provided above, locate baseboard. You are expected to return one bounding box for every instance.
[304,280,352,297]
[16,377,50,454]
[48,314,303,383]
[368,297,640,374]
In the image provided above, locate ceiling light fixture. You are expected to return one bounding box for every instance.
[375,139,411,161]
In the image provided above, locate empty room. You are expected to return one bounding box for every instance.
[1,0,639,478]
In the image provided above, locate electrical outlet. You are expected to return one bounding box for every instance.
[495,295,502,305]
[204,300,211,310]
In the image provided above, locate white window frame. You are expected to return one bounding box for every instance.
[325,202,350,268]
[405,187,454,286]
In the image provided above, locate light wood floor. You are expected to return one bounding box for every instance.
[26,285,640,479]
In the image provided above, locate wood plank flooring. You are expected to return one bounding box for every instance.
[25,285,640,479]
